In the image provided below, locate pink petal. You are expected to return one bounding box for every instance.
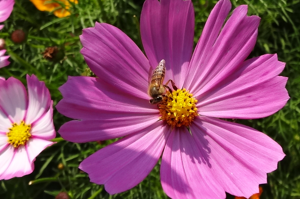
[79,122,170,194]
[161,128,225,199]
[182,0,231,90]
[57,76,157,120]
[0,77,27,123]
[25,74,51,124]
[0,49,6,56]
[0,145,14,180]
[194,117,283,198]
[198,54,289,119]
[31,104,55,140]
[0,108,11,133]
[26,138,54,163]
[198,77,288,119]
[59,114,158,143]
[0,50,10,69]
[184,3,260,97]
[0,146,32,180]
[0,78,11,134]
[0,133,8,152]
[0,25,4,30]
[0,0,14,22]
[80,23,150,99]
[140,0,194,87]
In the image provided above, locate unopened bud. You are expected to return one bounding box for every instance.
[57,163,64,170]
[11,29,26,44]
[55,192,69,199]
[0,39,5,50]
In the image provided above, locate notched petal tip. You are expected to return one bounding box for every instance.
[25,74,52,124]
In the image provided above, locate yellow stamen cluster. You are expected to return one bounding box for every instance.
[159,88,198,128]
[7,121,31,148]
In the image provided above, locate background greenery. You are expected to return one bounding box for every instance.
[0,0,299,198]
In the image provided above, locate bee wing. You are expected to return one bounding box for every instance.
[148,66,154,85]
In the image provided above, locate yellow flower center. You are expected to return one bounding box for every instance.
[159,88,198,128]
[7,121,31,148]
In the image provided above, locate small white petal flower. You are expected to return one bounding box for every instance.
[0,75,55,180]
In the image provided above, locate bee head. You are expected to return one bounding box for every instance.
[149,95,163,104]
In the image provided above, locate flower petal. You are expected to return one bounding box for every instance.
[25,74,51,124]
[0,77,27,123]
[0,50,10,68]
[160,128,225,199]
[199,79,288,119]
[0,133,9,152]
[0,108,11,133]
[0,146,32,180]
[195,117,283,198]
[79,122,170,194]
[0,0,14,23]
[80,22,150,99]
[59,114,158,143]
[183,0,231,90]
[140,0,194,87]
[26,138,54,163]
[31,104,55,140]
[198,54,289,119]
[0,145,14,180]
[185,3,260,96]
[0,56,10,68]
[57,76,157,120]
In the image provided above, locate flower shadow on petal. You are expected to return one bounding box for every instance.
[140,0,195,86]
[160,126,212,198]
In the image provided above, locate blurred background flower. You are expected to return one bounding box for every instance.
[30,0,78,18]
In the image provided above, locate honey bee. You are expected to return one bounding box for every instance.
[148,59,166,104]
[148,59,177,104]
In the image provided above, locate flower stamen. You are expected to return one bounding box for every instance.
[7,121,31,148]
[159,88,198,128]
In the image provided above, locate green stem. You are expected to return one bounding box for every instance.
[29,177,58,185]
[88,187,103,199]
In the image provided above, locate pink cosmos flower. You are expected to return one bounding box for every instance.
[0,0,14,30]
[57,0,289,198]
[0,75,55,180]
[0,0,14,68]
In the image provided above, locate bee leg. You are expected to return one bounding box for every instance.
[164,85,172,93]
[165,79,178,91]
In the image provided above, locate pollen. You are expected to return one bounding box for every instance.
[159,88,198,128]
[7,121,31,148]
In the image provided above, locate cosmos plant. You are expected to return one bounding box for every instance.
[0,75,56,180]
[57,0,289,198]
